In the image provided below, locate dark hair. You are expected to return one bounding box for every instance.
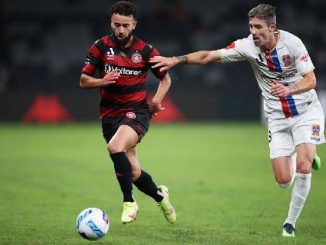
[248,4,276,25]
[110,1,139,20]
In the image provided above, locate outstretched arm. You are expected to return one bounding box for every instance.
[80,71,120,89]
[149,73,171,115]
[149,50,222,72]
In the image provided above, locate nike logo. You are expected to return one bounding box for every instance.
[157,190,164,197]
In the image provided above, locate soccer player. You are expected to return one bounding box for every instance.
[150,3,324,237]
[80,1,176,224]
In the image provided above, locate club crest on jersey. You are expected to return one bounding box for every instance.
[282,54,292,67]
[126,112,136,119]
[312,124,320,136]
[131,53,143,63]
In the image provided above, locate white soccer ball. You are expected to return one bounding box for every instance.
[76,207,110,240]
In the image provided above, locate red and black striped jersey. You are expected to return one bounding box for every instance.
[82,35,167,118]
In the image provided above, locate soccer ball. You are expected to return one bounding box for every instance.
[76,207,110,240]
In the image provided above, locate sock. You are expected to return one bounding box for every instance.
[285,172,311,227]
[133,170,163,202]
[110,152,134,202]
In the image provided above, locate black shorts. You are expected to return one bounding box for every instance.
[101,109,152,143]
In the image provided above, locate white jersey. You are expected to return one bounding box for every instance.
[219,30,318,120]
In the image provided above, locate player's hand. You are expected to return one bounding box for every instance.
[149,56,178,72]
[102,71,120,86]
[149,101,165,116]
[270,80,290,97]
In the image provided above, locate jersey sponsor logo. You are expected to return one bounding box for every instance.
[131,53,143,63]
[282,54,292,67]
[126,112,136,119]
[261,70,297,81]
[104,64,144,76]
[312,124,320,136]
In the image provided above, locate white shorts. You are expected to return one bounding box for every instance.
[267,101,325,159]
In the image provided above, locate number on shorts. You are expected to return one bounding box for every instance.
[268,130,272,143]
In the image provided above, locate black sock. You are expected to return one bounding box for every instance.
[133,170,163,202]
[110,152,134,202]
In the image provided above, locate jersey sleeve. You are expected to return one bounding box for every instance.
[82,39,104,76]
[219,38,249,63]
[148,47,167,79]
[292,37,315,75]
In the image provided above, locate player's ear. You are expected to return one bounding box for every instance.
[132,20,137,30]
[269,23,276,32]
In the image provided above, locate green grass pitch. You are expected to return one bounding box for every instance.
[0,123,325,244]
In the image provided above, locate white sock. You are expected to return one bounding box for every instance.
[291,153,297,175]
[285,172,311,227]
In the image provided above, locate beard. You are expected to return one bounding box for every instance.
[113,33,133,47]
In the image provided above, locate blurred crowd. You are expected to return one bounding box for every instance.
[1,0,326,94]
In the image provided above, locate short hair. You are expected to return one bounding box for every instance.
[110,1,139,20]
[248,4,276,25]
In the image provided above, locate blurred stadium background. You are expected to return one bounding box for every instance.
[1,0,326,122]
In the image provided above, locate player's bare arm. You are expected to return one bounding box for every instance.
[149,73,171,115]
[149,50,222,72]
[270,71,316,97]
[80,72,120,89]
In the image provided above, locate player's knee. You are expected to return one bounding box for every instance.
[296,156,313,174]
[276,175,293,188]
[107,141,123,154]
[296,164,311,174]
